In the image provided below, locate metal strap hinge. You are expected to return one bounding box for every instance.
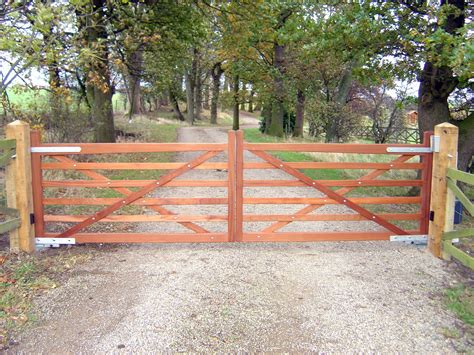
[31,147,82,153]
[390,235,428,245]
[386,135,439,153]
[36,238,75,248]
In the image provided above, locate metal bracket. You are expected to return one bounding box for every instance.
[390,234,428,245]
[30,213,35,225]
[36,237,75,248]
[31,147,82,153]
[430,135,440,153]
[386,136,439,154]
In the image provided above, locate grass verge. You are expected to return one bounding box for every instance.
[445,284,474,326]
[0,249,95,349]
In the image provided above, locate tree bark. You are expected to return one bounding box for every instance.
[203,75,210,110]
[169,88,185,121]
[210,62,223,124]
[326,63,354,143]
[268,41,286,137]
[293,89,305,137]
[240,82,246,110]
[194,53,202,120]
[127,49,143,117]
[248,86,254,112]
[267,8,292,137]
[262,102,272,134]
[233,75,239,130]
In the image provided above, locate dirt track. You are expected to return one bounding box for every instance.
[12,118,469,353]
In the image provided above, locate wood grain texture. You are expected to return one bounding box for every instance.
[44,232,228,243]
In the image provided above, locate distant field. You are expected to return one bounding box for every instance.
[5,86,126,114]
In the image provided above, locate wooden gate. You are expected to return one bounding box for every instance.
[233,131,433,242]
[30,130,433,244]
[31,131,237,243]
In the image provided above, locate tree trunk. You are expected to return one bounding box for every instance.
[127,49,143,117]
[262,102,272,134]
[233,75,239,130]
[203,75,210,110]
[248,86,254,112]
[457,114,474,172]
[293,89,305,137]
[326,63,354,143]
[88,0,115,142]
[169,89,185,121]
[240,82,246,110]
[210,62,223,124]
[194,54,202,120]
[185,71,195,124]
[267,9,292,137]
[268,42,285,137]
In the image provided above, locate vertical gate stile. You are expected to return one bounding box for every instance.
[30,130,45,238]
[235,130,244,242]
[420,131,434,234]
[227,131,236,242]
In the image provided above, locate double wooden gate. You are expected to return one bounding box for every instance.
[31,130,433,244]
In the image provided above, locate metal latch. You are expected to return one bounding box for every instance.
[390,235,428,245]
[36,238,75,248]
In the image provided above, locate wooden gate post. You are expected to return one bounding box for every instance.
[428,122,458,258]
[5,120,35,253]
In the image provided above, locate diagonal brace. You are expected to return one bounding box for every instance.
[52,156,209,233]
[262,155,414,233]
[56,150,220,238]
[251,150,408,235]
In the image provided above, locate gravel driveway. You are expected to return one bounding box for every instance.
[12,122,467,352]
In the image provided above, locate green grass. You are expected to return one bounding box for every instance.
[446,284,474,326]
[244,128,346,180]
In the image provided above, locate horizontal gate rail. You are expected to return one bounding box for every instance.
[42,232,228,243]
[42,180,228,187]
[33,143,227,154]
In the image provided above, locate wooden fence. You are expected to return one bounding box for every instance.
[350,125,420,144]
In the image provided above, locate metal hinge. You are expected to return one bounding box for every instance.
[390,235,428,245]
[30,213,35,224]
[36,238,75,248]
[386,135,439,154]
[31,147,82,153]
[429,211,435,221]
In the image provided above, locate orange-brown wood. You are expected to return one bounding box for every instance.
[244,179,423,187]
[242,213,421,222]
[42,161,228,170]
[56,150,220,238]
[262,155,415,233]
[243,196,421,205]
[242,161,422,169]
[44,215,228,222]
[30,130,44,238]
[44,232,228,243]
[251,150,408,235]
[235,130,244,242]
[244,142,430,155]
[51,156,210,234]
[33,143,227,154]
[227,131,236,241]
[43,180,228,187]
[44,197,228,205]
[242,231,419,242]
